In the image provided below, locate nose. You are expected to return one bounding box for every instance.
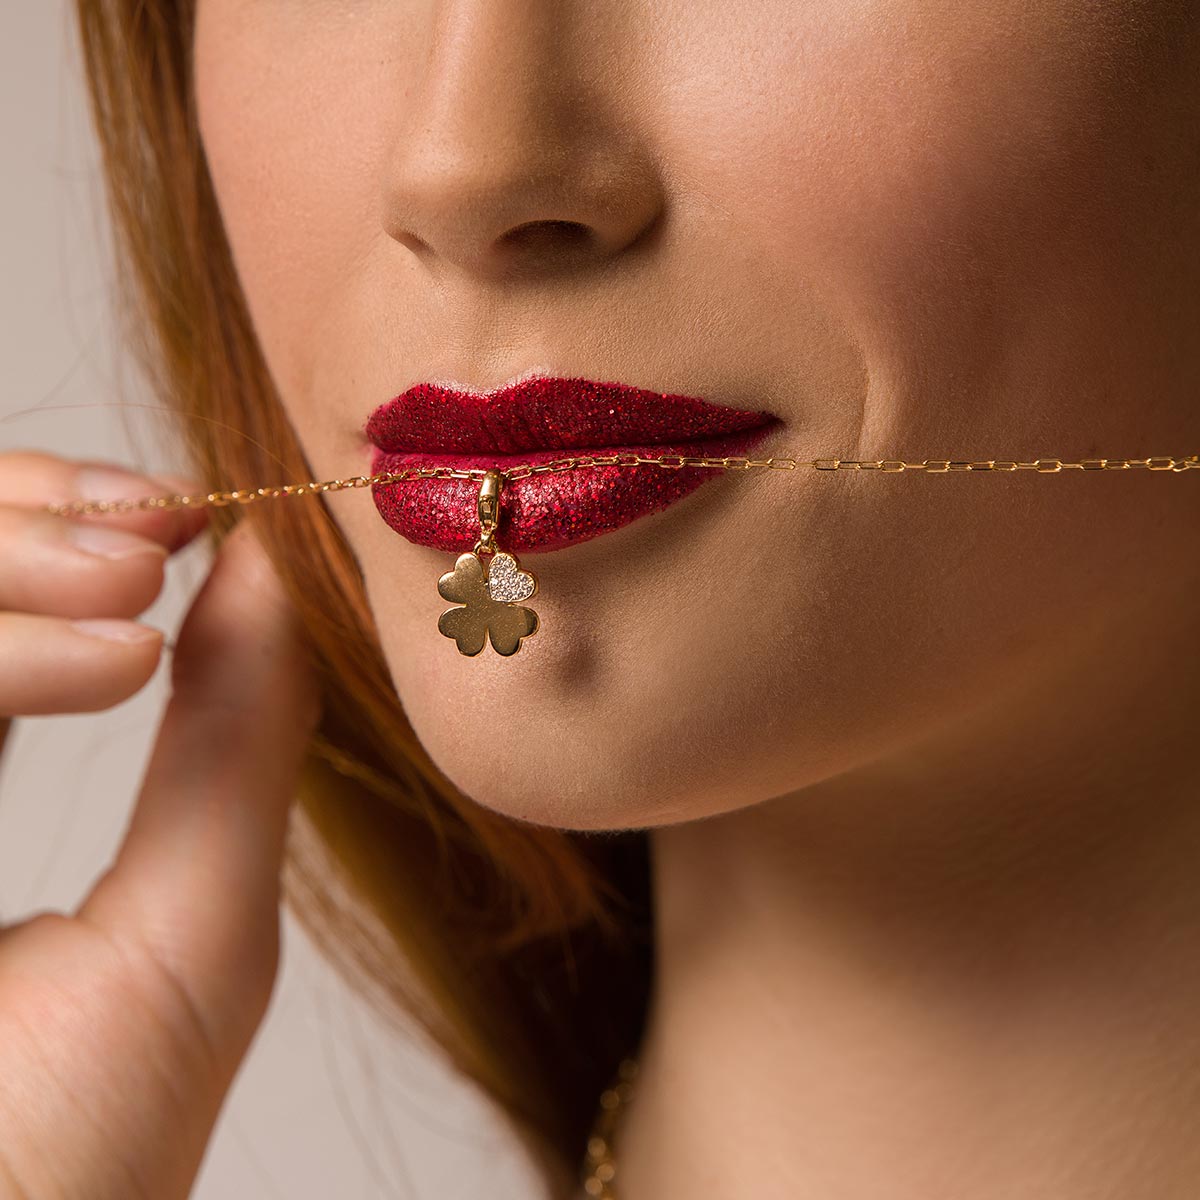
[380,1,664,282]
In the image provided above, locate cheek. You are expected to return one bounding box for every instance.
[647,0,1190,429]
[193,5,412,437]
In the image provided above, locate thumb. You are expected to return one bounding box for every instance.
[79,515,322,1068]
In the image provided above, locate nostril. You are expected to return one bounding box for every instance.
[500,219,594,254]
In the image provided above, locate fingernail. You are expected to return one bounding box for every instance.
[65,522,168,561]
[70,618,163,644]
[155,474,206,498]
[75,465,161,502]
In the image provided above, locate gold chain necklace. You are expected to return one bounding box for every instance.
[38,449,1200,1189]
[582,1056,639,1198]
[43,450,1200,656]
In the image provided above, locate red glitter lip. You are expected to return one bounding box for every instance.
[364,376,782,553]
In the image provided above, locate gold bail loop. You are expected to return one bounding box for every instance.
[476,469,503,552]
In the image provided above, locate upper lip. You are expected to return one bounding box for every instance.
[364,375,779,454]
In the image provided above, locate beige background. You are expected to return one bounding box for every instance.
[0,6,544,1198]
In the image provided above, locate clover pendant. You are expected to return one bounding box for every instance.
[437,548,539,656]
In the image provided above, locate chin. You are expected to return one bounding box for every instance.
[403,702,644,832]
[394,685,687,834]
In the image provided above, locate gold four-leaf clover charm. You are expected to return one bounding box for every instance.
[437,549,539,656]
[437,469,540,656]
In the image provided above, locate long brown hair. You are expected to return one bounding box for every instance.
[72,2,653,1191]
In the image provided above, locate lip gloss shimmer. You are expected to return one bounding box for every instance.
[365,376,782,554]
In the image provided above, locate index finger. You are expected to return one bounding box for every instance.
[1,449,212,553]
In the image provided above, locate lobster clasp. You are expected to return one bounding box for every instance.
[477,469,503,551]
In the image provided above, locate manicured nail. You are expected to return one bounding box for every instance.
[154,474,206,498]
[69,618,162,643]
[75,465,160,502]
[65,522,167,561]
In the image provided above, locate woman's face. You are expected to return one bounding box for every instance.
[193,1,1199,829]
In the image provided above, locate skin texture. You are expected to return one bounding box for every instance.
[194,2,1200,1196]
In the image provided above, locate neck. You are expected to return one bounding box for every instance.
[616,581,1200,1199]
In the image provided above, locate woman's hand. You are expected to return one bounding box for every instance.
[0,451,322,1200]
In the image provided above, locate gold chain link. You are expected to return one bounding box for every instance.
[582,1058,639,1199]
[40,451,1200,517]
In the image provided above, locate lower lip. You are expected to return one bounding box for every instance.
[368,423,779,553]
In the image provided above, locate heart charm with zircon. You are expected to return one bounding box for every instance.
[486,551,537,603]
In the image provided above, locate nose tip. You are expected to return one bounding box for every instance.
[379,9,664,282]
[385,162,663,280]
